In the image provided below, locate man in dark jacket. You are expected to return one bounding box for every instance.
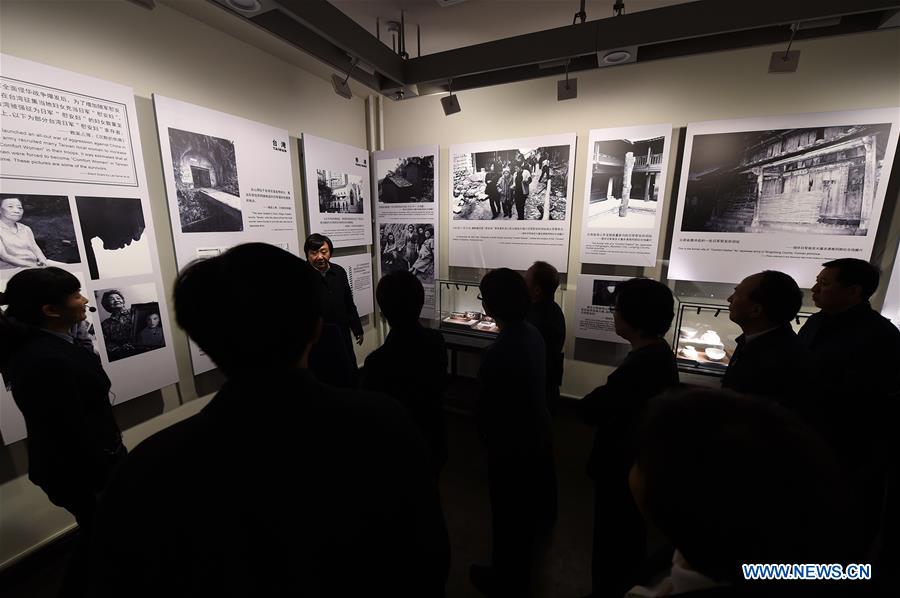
[361,270,448,475]
[90,244,449,598]
[799,258,900,550]
[723,270,814,411]
[577,278,680,598]
[525,261,566,413]
[305,233,364,388]
[471,268,557,597]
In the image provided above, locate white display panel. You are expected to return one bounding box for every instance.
[302,134,372,248]
[573,274,630,344]
[331,253,374,317]
[373,145,439,318]
[669,108,900,285]
[883,240,900,329]
[448,133,577,272]
[0,54,178,445]
[152,94,301,374]
[579,124,672,267]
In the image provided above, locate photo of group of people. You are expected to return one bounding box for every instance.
[317,170,365,214]
[168,127,243,233]
[93,283,167,363]
[379,222,435,285]
[452,144,570,221]
[0,194,80,270]
[377,155,435,203]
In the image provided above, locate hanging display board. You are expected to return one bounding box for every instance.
[0,54,178,445]
[669,107,900,285]
[579,124,672,267]
[331,252,374,317]
[152,94,301,374]
[883,240,900,329]
[448,133,577,272]
[373,145,439,317]
[301,134,372,248]
[573,274,630,344]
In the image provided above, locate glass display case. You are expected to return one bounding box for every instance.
[672,300,812,376]
[436,278,499,338]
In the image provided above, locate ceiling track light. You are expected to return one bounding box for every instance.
[769,22,801,73]
[331,56,358,100]
[557,60,577,101]
[441,79,461,116]
[573,0,586,25]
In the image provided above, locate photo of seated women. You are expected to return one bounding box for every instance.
[94,286,166,362]
[0,194,80,270]
[379,222,435,285]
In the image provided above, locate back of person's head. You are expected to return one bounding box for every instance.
[750,270,803,325]
[0,267,80,327]
[615,278,674,337]
[479,268,529,323]
[377,270,423,328]
[174,243,321,376]
[822,258,880,300]
[0,267,81,378]
[303,233,333,255]
[527,261,559,299]
[632,389,856,586]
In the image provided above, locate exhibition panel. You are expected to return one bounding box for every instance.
[331,252,375,317]
[0,55,178,445]
[669,107,900,285]
[152,94,302,374]
[579,124,673,267]
[302,134,373,248]
[573,275,630,345]
[448,133,577,272]
[373,145,439,318]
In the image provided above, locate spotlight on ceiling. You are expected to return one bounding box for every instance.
[557,78,577,101]
[597,46,638,67]
[441,79,461,116]
[331,57,358,100]
[224,0,263,14]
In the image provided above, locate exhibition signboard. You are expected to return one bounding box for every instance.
[573,274,630,344]
[373,145,439,317]
[331,252,374,317]
[152,94,301,374]
[669,108,900,286]
[302,134,373,249]
[579,124,672,267]
[448,133,577,272]
[883,240,900,329]
[0,54,178,444]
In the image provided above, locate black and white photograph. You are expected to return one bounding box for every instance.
[317,170,365,214]
[681,123,893,235]
[585,136,666,229]
[591,279,621,308]
[452,143,571,221]
[167,127,243,233]
[0,193,80,270]
[74,196,152,280]
[94,283,166,362]
[379,222,435,285]
[377,155,435,203]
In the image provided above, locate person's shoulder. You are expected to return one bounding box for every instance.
[329,262,348,276]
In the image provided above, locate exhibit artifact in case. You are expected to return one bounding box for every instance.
[436,279,500,337]
[672,300,811,375]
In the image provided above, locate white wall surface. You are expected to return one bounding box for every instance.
[381,29,900,399]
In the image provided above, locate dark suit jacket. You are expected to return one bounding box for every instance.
[578,340,679,479]
[90,369,449,598]
[309,261,364,387]
[8,331,121,495]
[526,299,566,410]
[722,325,815,412]
[361,324,448,473]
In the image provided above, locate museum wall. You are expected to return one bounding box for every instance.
[381,28,900,399]
[0,0,374,567]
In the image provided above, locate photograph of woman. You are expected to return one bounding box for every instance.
[0,195,76,269]
[95,286,166,362]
